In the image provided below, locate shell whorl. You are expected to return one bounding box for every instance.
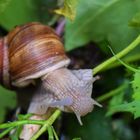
[0,38,10,88]
[7,22,70,87]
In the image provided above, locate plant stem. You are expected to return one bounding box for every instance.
[102,53,140,71]
[48,126,54,140]
[0,120,45,129]
[0,127,14,138]
[31,110,61,140]
[96,82,128,102]
[52,126,59,140]
[93,35,140,75]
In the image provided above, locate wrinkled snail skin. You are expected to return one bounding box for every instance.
[0,22,101,125]
[28,68,102,125]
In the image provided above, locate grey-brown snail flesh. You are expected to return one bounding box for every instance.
[28,68,102,125]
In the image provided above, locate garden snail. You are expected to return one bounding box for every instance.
[0,22,101,124]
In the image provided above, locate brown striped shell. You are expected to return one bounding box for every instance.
[7,22,70,87]
[0,38,10,88]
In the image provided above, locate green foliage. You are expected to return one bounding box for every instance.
[132,71,140,100]
[108,85,126,107]
[107,70,140,118]
[111,119,134,140]
[0,0,11,13]
[65,110,134,140]
[129,12,140,27]
[107,101,140,119]
[65,0,140,52]
[55,0,78,21]
[72,138,81,140]
[1,0,140,139]
[0,86,16,123]
[0,0,42,30]
[65,109,115,140]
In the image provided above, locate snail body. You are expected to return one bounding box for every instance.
[0,22,101,124]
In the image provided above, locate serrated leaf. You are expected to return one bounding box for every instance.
[132,71,140,100]
[55,0,78,21]
[107,72,140,118]
[0,86,17,122]
[65,0,140,51]
[106,101,140,119]
[129,12,140,27]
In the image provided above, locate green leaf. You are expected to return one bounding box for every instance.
[106,101,140,119]
[108,89,124,107]
[0,86,17,122]
[129,12,140,27]
[107,71,140,118]
[0,0,11,13]
[65,0,140,51]
[55,0,78,21]
[107,81,130,115]
[0,0,41,30]
[64,109,115,140]
[132,71,140,100]
[72,138,81,140]
[97,81,129,102]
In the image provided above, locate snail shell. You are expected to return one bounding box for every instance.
[0,38,10,88]
[7,22,70,87]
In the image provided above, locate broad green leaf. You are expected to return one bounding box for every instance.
[0,0,41,30]
[64,109,115,140]
[129,12,140,27]
[106,101,140,119]
[65,0,140,51]
[55,0,78,21]
[0,86,16,122]
[0,0,11,13]
[132,71,140,100]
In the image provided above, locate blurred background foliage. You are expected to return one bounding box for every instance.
[0,0,140,139]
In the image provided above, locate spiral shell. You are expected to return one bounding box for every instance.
[0,38,10,88]
[7,22,70,87]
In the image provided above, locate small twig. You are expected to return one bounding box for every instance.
[52,126,59,140]
[93,35,140,75]
[0,127,14,138]
[48,126,54,140]
[31,110,61,140]
[0,120,45,129]
[96,83,128,102]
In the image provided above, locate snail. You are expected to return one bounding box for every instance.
[0,22,101,125]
